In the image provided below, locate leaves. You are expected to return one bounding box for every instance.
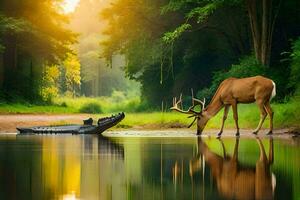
[289,37,300,93]
[63,53,81,95]
[160,0,194,14]
[163,23,192,43]
[40,64,60,102]
[186,2,218,22]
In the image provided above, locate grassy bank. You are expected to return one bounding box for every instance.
[0,96,141,114]
[111,101,300,130]
[0,97,299,129]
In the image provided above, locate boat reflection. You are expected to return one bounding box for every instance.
[189,137,275,200]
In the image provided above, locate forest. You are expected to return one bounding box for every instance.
[0,0,299,121]
[1,2,300,199]
[99,0,300,105]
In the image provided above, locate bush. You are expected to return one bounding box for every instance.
[60,102,68,107]
[111,90,126,103]
[79,102,103,113]
[197,56,266,101]
[289,37,300,95]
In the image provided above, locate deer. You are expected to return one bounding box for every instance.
[170,76,276,137]
[189,137,275,200]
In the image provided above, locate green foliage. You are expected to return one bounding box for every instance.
[197,56,266,100]
[111,90,126,103]
[215,55,266,79]
[0,0,76,103]
[53,96,142,113]
[289,37,300,95]
[69,1,140,97]
[161,0,222,43]
[62,53,81,97]
[79,102,103,114]
[186,3,218,22]
[0,44,4,53]
[40,65,60,102]
[163,23,191,43]
[101,0,254,107]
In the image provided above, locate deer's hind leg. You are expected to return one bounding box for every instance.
[264,101,274,135]
[253,100,267,135]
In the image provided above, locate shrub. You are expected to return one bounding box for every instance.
[79,102,103,113]
[60,102,68,107]
[197,56,266,101]
[40,65,60,103]
[289,37,300,95]
[111,90,126,103]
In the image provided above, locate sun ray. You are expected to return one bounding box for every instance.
[62,0,80,13]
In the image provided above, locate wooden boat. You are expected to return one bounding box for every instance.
[17,112,125,135]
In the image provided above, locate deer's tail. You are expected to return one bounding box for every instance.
[270,81,276,101]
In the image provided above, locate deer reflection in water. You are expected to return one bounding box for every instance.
[189,137,275,200]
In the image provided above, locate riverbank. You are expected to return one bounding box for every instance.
[0,112,299,137]
[1,100,300,132]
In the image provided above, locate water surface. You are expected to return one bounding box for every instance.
[0,133,299,200]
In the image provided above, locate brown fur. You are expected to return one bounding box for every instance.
[189,138,275,200]
[197,76,275,136]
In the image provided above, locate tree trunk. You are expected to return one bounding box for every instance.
[261,0,273,66]
[246,0,280,66]
[0,54,3,88]
[3,35,18,72]
[246,0,261,62]
[97,64,101,96]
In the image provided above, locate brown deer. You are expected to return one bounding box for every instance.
[171,76,276,136]
[189,137,275,200]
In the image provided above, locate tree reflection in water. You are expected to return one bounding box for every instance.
[0,134,298,200]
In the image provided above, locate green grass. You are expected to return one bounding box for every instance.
[54,96,142,113]
[0,97,299,129]
[0,96,141,114]
[0,103,76,114]
[206,101,300,129]
[96,101,300,130]
[112,100,300,130]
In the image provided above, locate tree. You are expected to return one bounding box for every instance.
[40,64,60,102]
[62,53,81,97]
[162,0,282,66]
[289,37,300,95]
[245,0,282,66]
[0,0,76,101]
[70,0,140,97]
[101,0,250,106]
[101,0,300,106]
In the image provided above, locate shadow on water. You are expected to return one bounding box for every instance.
[0,133,298,199]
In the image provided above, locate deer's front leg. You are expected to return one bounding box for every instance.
[232,102,240,136]
[217,105,230,138]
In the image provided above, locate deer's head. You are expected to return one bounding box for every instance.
[170,91,209,134]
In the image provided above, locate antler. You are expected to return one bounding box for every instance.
[171,94,199,114]
[191,88,206,111]
[170,89,206,115]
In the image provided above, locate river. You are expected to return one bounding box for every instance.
[0,133,299,200]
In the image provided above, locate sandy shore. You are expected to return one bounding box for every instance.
[0,114,91,133]
[103,129,297,139]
